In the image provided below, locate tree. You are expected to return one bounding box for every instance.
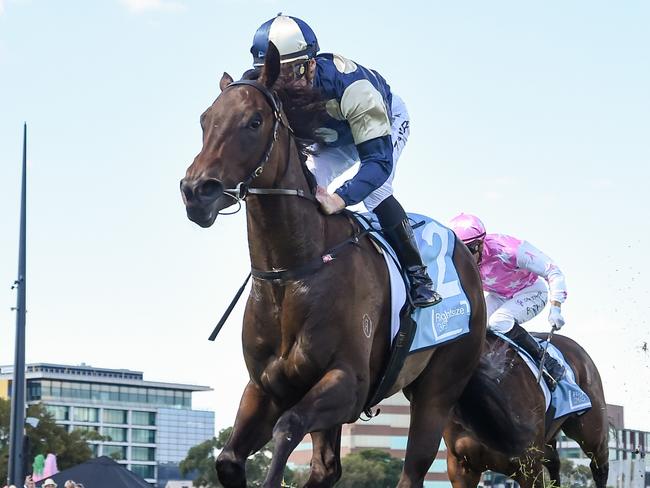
[336,449,404,488]
[179,435,221,487]
[0,398,10,482]
[180,426,299,487]
[0,399,99,481]
[559,459,595,488]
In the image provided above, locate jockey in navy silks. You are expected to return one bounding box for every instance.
[250,14,441,308]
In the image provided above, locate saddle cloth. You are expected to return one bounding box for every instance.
[357,212,472,354]
[493,332,592,419]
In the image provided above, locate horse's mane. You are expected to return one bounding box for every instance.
[241,68,327,158]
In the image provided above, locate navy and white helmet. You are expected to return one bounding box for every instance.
[251,14,319,67]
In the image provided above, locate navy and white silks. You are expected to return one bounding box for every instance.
[307,53,409,210]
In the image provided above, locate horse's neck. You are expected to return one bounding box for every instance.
[245,139,327,272]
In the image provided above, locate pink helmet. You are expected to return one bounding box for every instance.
[450,213,486,243]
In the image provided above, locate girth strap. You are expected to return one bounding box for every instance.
[251,231,363,282]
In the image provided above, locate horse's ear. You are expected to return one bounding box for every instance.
[259,42,280,88]
[220,72,234,92]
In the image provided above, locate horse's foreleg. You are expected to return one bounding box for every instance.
[562,414,610,488]
[216,381,280,488]
[513,447,547,488]
[398,352,472,487]
[303,426,343,487]
[397,399,450,488]
[588,456,610,488]
[543,439,561,487]
[514,461,547,488]
[262,368,358,488]
[446,448,481,488]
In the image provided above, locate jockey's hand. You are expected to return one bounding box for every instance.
[316,186,346,215]
[548,304,565,330]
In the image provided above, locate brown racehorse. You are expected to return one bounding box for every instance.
[444,333,609,488]
[180,43,486,488]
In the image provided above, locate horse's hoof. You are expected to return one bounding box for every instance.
[216,456,246,488]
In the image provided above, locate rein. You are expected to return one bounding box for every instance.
[217,79,368,283]
[208,211,374,342]
[251,214,368,281]
[220,80,316,207]
[207,79,371,341]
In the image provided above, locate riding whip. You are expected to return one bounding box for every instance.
[536,325,558,385]
[208,273,251,341]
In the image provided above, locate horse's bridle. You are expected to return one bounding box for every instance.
[220,80,316,208]
[215,80,367,283]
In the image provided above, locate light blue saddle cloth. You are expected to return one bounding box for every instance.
[493,332,592,419]
[357,212,472,354]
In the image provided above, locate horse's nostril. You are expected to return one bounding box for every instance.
[180,179,196,203]
[197,178,224,202]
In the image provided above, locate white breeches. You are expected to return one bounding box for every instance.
[486,279,549,333]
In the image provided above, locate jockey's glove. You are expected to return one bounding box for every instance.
[548,305,565,330]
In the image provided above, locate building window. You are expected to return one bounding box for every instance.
[72,425,99,433]
[160,390,173,406]
[135,387,147,403]
[119,386,132,403]
[103,445,127,461]
[50,380,62,398]
[132,411,156,426]
[27,381,42,401]
[131,428,155,444]
[184,391,191,407]
[77,383,91,399]
[103,427,127,442]
[93,383,109,402]
[103,409,127,424]
[45,405,69,421]
[61,381,74,399]
[73,407,98,423]
[50,381,94,400]
[174,390,185,407]
[40,380,51,397]
[561,448,583,458]
[130,464,155,479]
[131,447,155,462]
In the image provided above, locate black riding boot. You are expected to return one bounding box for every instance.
[505,323,565,390]
[384,219,442,308]
[374,197,442,308]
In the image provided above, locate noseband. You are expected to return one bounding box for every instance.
[221,80,315,208]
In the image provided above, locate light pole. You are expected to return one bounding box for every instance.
[7,123,28,485]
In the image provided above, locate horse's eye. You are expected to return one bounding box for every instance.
[249,119,262,130]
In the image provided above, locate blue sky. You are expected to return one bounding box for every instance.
[1,0,649,434]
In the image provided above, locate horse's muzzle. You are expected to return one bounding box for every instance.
[180,177,225,227]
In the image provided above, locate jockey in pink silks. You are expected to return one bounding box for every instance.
[450,213,566,388]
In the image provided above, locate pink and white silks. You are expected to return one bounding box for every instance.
[480,234,567,333]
